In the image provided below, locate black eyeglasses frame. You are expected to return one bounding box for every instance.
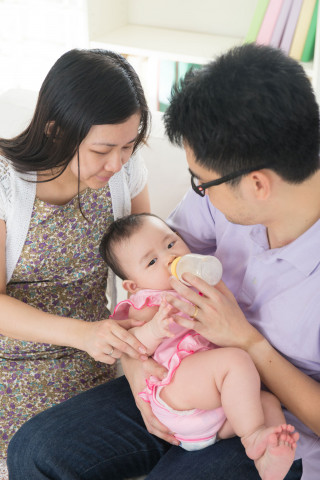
[189,165,271,197]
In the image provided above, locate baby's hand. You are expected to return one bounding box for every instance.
[150,298,175,339]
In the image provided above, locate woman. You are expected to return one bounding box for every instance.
[0,48,150,469]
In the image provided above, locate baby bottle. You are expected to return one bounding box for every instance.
[171,253,223,286]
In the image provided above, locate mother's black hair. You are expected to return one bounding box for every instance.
[0,49,150,176]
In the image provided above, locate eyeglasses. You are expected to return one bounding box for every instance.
[190,165,270,197]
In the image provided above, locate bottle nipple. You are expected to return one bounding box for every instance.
[170,256,181,279]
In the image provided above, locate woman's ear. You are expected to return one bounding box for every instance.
[122,279,139,294]
[45,121,60,138]
[45,121,55,136]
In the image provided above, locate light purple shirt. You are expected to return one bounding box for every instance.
[167,188,320,479]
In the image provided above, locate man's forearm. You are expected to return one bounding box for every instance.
[247,338,320,435]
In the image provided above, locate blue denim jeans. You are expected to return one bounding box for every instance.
[7,375,302,480]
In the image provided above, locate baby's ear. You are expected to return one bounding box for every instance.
[122,279,139,294]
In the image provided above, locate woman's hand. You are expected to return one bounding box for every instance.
[166,274,263,351]
[121,355,180,445]
[81,318,148,365]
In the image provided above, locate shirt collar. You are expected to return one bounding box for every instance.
[250,220,320,277]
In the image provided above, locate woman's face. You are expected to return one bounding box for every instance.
[69,113,141,190]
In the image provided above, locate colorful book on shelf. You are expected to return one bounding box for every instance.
[256,0,285,45]
[177,62,201,84]
[301,0,319,61]
[245,0,270,43]
[289,0,317,59]
[269,0,294,47]
[157,61,201,112]
[280,0,304,54]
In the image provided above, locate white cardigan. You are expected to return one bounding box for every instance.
[0,152,147,311]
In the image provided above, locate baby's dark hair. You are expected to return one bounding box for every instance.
[99,212,167,279]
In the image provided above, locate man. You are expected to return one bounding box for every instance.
[8,44,318,479]
[163,43,320,479]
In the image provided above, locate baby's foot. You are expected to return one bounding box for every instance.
[242,424,299,480]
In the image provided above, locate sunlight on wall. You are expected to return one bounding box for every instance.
[0,0,89,94]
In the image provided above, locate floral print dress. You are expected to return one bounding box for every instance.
[0,185,116,459]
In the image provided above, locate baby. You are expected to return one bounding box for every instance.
[100,212,299,480]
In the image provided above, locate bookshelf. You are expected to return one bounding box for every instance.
[88,0,251,61]
[88,0,320,108]
[0,1,318,107]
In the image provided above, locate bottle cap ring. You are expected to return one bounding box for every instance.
[170,256,181,278]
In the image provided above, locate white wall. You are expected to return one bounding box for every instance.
[128,0,257,37]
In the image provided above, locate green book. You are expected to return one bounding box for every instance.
[158,59,177,112]
[158,61,202,112]
[301,0,319,62]
[245,0,270,43]
[177,62,201,82]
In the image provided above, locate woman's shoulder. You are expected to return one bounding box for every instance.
[123,151,148,192]
[0,155,10,173]
[0,157,12,220]
[123,151,146,174]
[0,156,12,192]
[0,156,22,195]
[0,155,36,213]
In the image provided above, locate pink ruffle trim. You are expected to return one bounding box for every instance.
[111,289,178,320]
[139,332,210,402]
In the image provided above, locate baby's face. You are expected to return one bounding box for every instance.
[115,216,190,291]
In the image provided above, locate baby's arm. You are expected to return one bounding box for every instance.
[129,299,174,356]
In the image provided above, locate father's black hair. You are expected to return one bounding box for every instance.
[164,43,320,183]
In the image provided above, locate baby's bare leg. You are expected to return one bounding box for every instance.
[160,347,264,434]
[218,391,286,440]
[160,347,298,480]
[260,391,286,426]
[241,391,299,480]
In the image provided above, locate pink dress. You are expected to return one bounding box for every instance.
[112,289,226,451]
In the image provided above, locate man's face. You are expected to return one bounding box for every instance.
[185,144,258,226]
